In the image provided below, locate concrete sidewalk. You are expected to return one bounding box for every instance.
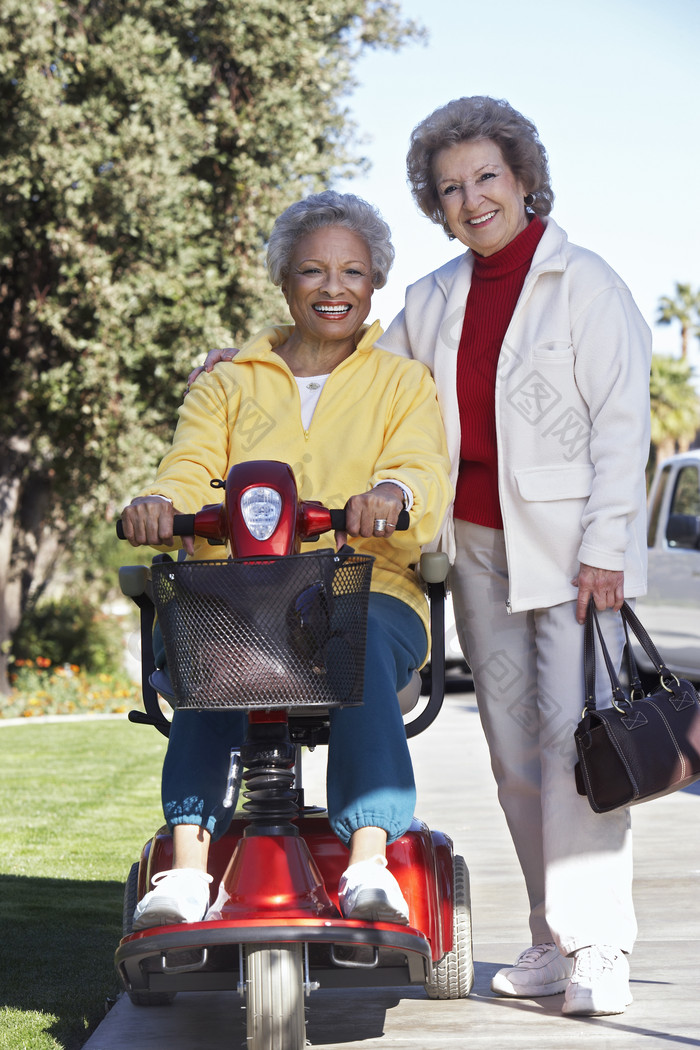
[83,692,700,1050]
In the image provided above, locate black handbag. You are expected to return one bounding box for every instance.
[574,600,700,813]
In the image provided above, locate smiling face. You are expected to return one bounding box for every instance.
[282,226,374,347]
[432,139,529,256]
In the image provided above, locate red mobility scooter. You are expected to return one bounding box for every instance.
[115,460,473,1049]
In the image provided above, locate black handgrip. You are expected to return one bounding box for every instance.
[116,514,196,540]
[328,508,410,531]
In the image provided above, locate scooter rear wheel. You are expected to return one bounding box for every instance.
[246,942,305,1050]
[424,853,474,999]
[122,861,176,1007]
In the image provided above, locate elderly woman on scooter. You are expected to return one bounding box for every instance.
[120,191,453,930]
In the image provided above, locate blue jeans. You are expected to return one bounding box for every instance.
[161,593,426,846]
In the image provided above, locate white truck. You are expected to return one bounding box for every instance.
[633,449,700,683]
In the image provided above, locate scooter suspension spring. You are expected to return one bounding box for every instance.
[242,764,298,825]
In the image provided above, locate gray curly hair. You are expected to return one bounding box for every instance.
[406,96,554,237]
[267,191,395,289]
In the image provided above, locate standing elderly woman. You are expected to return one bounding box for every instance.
[377,96,651,1017]
[121,192,452,931]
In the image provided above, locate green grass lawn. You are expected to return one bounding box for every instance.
[0,718,168,1050]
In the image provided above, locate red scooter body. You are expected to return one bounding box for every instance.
[115,461,472,1046]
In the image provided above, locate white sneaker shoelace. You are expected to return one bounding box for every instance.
[514,942,557,966]
[570,945,617,981]
[149,869,213,890]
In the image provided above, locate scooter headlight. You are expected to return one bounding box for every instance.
[240,487,282,541]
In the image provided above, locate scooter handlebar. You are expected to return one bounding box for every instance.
[115,515,196,541]
[116,509,408,541]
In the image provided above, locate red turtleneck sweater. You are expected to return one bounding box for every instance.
[454,215,545,529]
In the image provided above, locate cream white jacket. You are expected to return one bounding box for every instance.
[378,217,652,613]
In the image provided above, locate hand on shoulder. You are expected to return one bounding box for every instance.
[185,347,239,394]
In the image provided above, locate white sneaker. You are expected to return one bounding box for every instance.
[132,869,213,930]
[338,855,409,924]
[491,942,573,997]
[562,945,632,1016]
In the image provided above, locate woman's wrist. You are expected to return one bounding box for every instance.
[373,480,412,510]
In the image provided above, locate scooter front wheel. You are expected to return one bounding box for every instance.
[246,942,305,1050]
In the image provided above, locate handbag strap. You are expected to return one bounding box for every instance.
[583,599,681,714]
[583,599,598,711]
[583,599,629,713]
[620,616,645,699]
[618,602,674,681]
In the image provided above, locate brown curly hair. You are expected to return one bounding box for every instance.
[406,96,554,237]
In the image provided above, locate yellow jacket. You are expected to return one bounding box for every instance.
[142,321,453,637]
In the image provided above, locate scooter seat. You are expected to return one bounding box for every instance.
[149,668,177,704]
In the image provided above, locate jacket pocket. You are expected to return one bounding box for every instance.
[532,341,574,362]
[514,464,594,502]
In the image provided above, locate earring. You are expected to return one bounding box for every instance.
[524,192,535,208]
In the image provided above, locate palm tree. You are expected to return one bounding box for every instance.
[656,282,700,360]
[648,354,700,477]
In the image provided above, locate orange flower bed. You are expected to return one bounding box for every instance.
[2,659,142,719]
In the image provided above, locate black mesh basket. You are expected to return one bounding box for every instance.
[150,549,374,709]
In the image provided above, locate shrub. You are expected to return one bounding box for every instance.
[12,596,124,675]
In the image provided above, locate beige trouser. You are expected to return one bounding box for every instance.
[450,519,637,956]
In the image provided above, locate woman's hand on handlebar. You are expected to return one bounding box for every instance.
[185,347,240,394]
[335,483,405,549]
[120,496,195,556]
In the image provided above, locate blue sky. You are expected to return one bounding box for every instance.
[336,0,700,369]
